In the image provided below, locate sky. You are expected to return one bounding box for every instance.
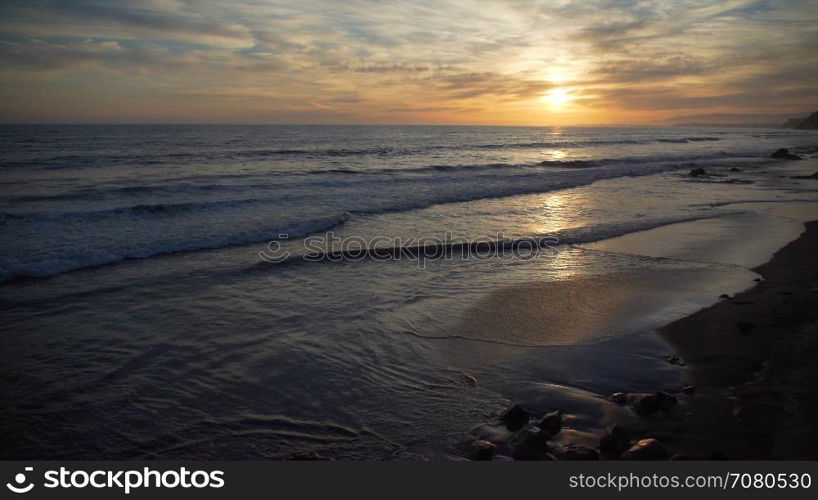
[0,0,816,125]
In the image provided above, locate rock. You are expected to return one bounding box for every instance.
[681,385,696,395]
[470,440,496,461]
[719,293,730,300]
[555,444,599,461]
[632,391,678,416]
[538,410,562,436]
[792,172,818,179]
[511,429,550,460]
[461,373,477,387]
[643,430,679,443]
[499,404,530,431]
[655,390,678,408]
[689,167,708,177]
[599,424,630,458]
[609,392,627,404]
[621,438,668,460]
[666,355,685,366]
[771,148,802,160]
[736,321,754,335]
[730,167,741,172]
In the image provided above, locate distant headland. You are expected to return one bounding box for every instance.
[781,111,818,130]
[668,111,818,129]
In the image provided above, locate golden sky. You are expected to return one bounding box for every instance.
[0,0,816,125]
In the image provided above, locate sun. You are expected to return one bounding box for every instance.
[543,88,574,108]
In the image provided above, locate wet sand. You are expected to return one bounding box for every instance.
[655,220,818,459]
[458,218,818,460]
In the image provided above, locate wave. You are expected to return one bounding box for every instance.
[2,157,682,223]
[12,151,737,205]
[0,160,605,204]
[1,136,725,170]
[248,213,734,270]
[0,213,352,281]
[5,209,728,281]
[0,197,272,222]
[657,136,721,144]
[0,160,684,281]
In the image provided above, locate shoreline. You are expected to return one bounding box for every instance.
[654,219,818,459]
[463,219,818,461]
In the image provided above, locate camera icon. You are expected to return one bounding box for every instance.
[6,467,34,494]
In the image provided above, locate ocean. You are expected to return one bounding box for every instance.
[1,124,817,459]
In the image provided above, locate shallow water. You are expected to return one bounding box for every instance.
[1,125,817,459]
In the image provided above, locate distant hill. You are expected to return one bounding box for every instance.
[673,122,777,128]
[667,113,803,128]
[781,117,806,128]
[793,111,818,130]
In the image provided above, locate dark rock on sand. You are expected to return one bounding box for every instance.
[632,391,678,416]
[555,444,599,461]
[771,148,802,160]
[792,172,818,179]
[666,355,685,366]
[643,430,680,443]
[470,440,496,461]
[655,390,678,408]
[621,438,668,460]
[599,424,630,458]
[689,167,708,177]
[500,404,530,431]
[730,167,741,172]
[538,410,562,436]
[682,385,696,395]
[511,429,550,460]
[609,392,627,404]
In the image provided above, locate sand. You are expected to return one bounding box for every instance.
[459,219,818,460]
[655,220,818,459]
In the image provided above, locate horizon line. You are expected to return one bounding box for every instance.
[0,121,787,129]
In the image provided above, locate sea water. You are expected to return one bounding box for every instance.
[1,124,817,459]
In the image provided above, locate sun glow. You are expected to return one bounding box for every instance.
[544,88,574,108]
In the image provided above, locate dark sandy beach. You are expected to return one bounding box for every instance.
[654,219,818,459]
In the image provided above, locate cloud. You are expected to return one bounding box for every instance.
[430,72,552,100]
[0,0,816,123]
[0,0,255,48]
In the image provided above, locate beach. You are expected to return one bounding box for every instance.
[657,220,818,459]
[458,217,818,461]
[1,125,817,460]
